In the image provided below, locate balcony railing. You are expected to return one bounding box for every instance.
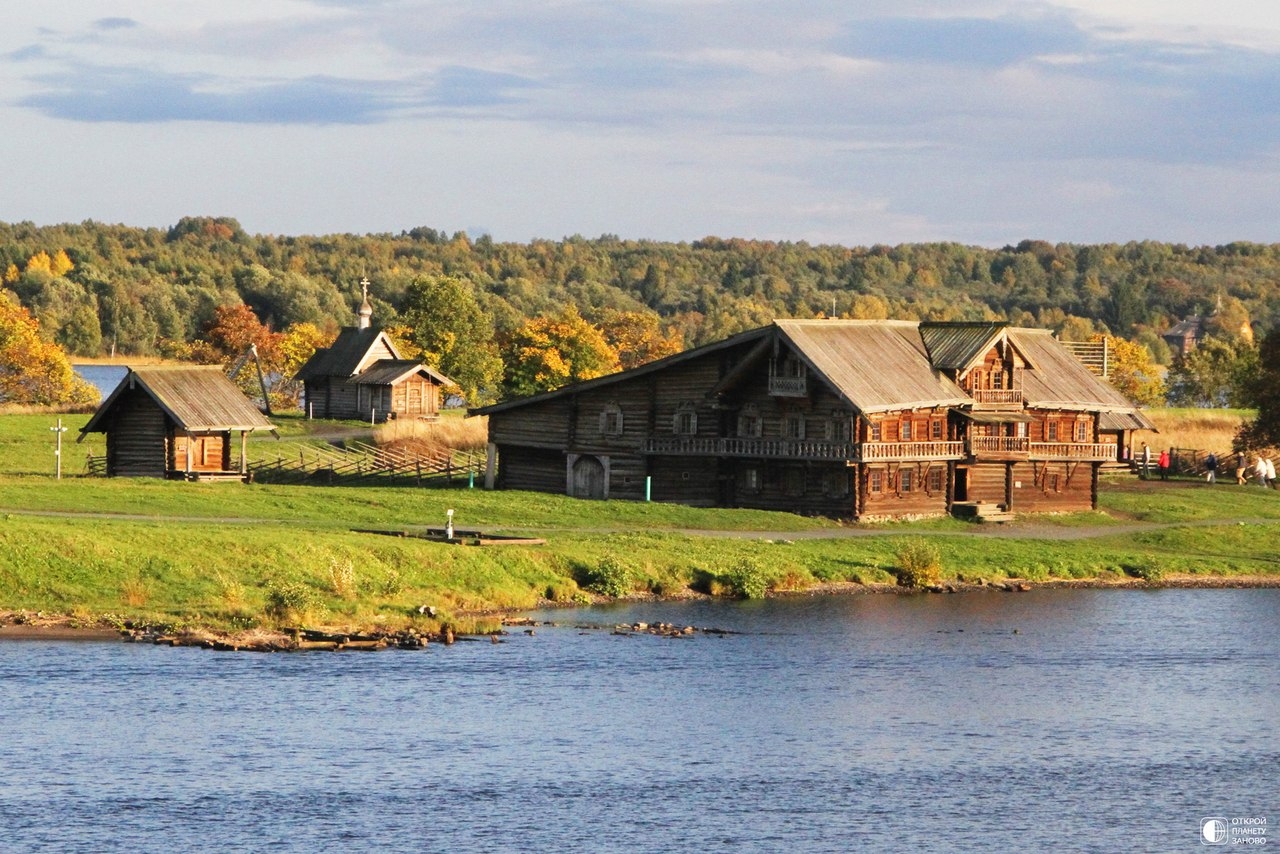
[968,436,1029,454]
[767,375,807,397]
[969,388,1023,406]
[1028,442,1114,461]
[644,436,854,460]
[858,441,964,461]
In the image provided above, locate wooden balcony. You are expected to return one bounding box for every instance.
[767,375,807,397]
[967,436,1030,460]
[857,441,964,462]
[644,436,855,460]
[969,388,1023,408]
[1028,442,1113,461]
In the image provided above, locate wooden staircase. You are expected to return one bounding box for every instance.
[951,501,1015,523]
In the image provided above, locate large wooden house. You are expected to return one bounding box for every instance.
[78,366,275,481]
[295,282,452,422]
[473,320,1154,520]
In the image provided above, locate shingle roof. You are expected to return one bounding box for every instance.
[1009,329,1144,412]
[918,322,1007,372]
[80,366,274,435]
[294,327,401,381]
[355,359,453,387]
[774,320,971,414]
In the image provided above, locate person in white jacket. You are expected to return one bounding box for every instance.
[1266,457,1277,489]
[1255,457,1269,487]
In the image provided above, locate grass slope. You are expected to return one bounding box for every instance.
[1,409,1277,635]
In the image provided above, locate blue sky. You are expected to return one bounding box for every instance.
[1,1,1278,246]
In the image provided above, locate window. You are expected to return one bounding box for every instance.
[869,470,884,494]
[1047,421,1058,441]
[674,402,698,435]
[992,371,1004,390]
[1016,421,1028,438]
[784,467,805,496]
[741,467,761,493]
[901,419,913,441]
[1076,421,1089,443]
[830,414,849,442]
[899,470,913,493]
[931,419,943,440]
[737,405,762,438]
[869,421,882,442]
[600,403,623,437]
[780,356,806,378]
[785,413,805,440]
[927,468,944,493]
[824,470,850,497]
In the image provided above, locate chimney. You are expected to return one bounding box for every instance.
[357,278,373,329]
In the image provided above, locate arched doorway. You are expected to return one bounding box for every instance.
[571,455,606,499]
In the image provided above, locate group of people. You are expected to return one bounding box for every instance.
[1139,444,1277,487]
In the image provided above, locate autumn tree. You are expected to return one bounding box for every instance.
[0,294,97,406]
[399,274,504,404]
[501,306,620,397]
[1237,327,1280,449]
[1094,334,1165,407]
[1166,336,1257,408]
[596,309,682,370]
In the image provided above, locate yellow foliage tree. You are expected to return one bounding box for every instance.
[502,306,620,397]
[50,249,74,277]
[0,296,98,406]
[25,251,53,276]
[3,264,18,284]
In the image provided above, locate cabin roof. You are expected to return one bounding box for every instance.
[354,359,453,387]
[1098,410,1158,431]
[474,319,1150,419]
[294,327,402,381]
[1010,329,1143,412]
[79,366,275,436]
[773,320,971,414]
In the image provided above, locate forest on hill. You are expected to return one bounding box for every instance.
[1,216,1276,404]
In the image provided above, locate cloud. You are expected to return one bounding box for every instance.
[92,18,138,32]
[836,14,1089,68]
[17,63,538,124]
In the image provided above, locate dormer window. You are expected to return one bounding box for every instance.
[768,355,807,396]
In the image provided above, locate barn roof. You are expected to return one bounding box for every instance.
[80,366,275,436]
[294,327,402,381]
[773,320,971,414]
[355,359,453,387]
[1099,410,1158,431]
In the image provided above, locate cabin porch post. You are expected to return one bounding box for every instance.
[240,430,248,475]
[184,430,193,478]
[485,442,497,490]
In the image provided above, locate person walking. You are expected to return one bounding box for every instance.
[1205,452,1218,484]
[1141,443,1151,480]
[1236,452,1249,485]
[1158,448,1171,481]
[1266,457,1277,489]
[1255,456,1269,487]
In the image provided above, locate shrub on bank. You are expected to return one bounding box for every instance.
[265,580,321,623]
[894,538,942,589]
[723,557,768,599]
[580,556,634,598]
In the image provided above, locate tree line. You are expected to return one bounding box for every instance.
[1,217,1277,407]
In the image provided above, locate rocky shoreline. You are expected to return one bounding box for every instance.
[2,574,1277,651]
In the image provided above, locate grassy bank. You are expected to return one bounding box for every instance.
[1,410,1277,638]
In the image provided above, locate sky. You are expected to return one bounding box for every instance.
[1,1,1278,247]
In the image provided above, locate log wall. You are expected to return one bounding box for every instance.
[105,390,168,478]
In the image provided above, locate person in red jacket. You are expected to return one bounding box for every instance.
[1158,448,1171,481]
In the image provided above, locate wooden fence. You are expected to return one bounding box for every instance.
[248,440,481,488]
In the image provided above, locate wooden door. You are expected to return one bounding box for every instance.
[571,455,606,499]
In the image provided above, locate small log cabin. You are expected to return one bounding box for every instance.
[473,320,1155,521]
[294,282,451,422]
[78,366,275,481]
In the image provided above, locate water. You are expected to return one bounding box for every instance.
[1,589,1276,852]
[71,364,127,401]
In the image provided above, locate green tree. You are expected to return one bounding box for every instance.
[1166,336,1257,408]
[399,275,505,405]
[1238,327,1280,448]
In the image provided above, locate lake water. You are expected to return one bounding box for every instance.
[1,589,1275,852]
[71,364,127,401]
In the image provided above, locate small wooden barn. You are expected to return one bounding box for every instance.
[79,366,275,481]
[294,282,452,422]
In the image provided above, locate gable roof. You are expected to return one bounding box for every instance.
[774,320,970,414]
[1009,329,1143,412]
[80,366,275,437]
[294,327,402,382]
[354,359,453,387]
[475,319,1150,419]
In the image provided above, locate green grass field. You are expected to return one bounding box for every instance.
[1,409,1277,635]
